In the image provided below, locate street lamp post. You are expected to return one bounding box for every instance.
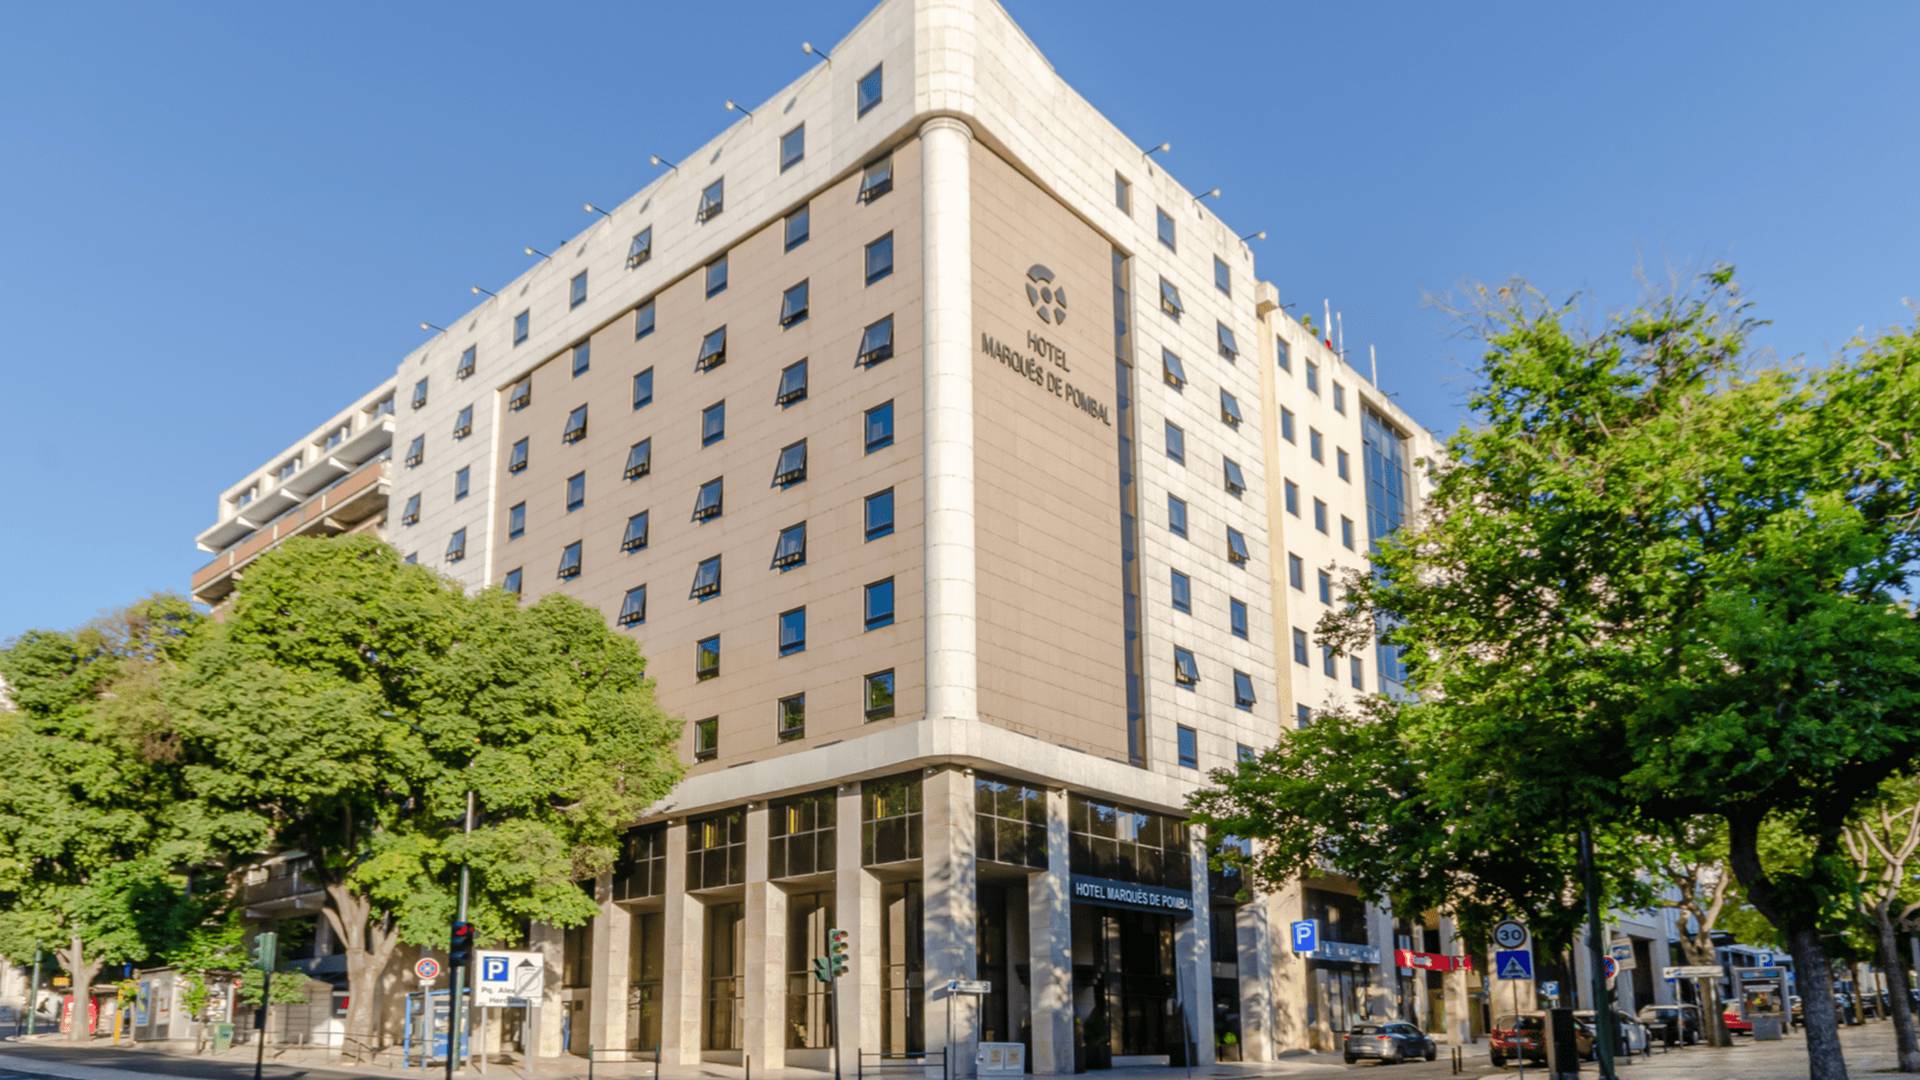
[25,947,41,1035]
[447,789,475,1080]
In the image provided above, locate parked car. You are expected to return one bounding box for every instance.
[1723,1009,1753,1035]
[1343,1021,1438,1065]
[1790,995,1803,1028]
[1637,1003,1703,1045]
[1490,1014,1547,1066]
[1574,1010,1650,1057]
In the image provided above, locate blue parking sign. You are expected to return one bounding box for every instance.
[1291,919,1319,953]
[481,955,509,984]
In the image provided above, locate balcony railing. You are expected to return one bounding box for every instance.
[192,455,390,603]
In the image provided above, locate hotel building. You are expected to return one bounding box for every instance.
[189,0,1463,1065]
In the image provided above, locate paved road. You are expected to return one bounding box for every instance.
[0,1041,394,1080]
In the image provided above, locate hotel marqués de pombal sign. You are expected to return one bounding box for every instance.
[979,264,1113,428]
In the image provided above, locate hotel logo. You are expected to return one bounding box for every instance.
[1024,264,1068,325]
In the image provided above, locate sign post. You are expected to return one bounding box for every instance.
[251,931,278,1080]
[1495,945,1533,1080]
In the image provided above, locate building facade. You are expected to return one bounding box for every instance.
[189,0,1459,1066]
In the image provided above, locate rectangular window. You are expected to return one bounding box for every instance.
[509,437,529,474]
[633,366,654,409]
[862,774,921,867]
[1296,703,1312,729]
[1173,646,1199,686]
[1214,256,1231,297]
[570,270,588,310]
[446,530,470,563]
[401,493,421,525]
[566,471,586,512]
[1310,428,1324,463]
[563,404,588,444]
[697,326,728,371]
[865,488,895,541]
[1313,498,1329,534]
[772,522,807,570]
[686,808,744,890]
[705,255,729,298]
[773,439,807,486]
[1159,277,1183,319]
[509,377,531,411]
[1288,553,1304,590]
[1177,725,1198,768]
[503,568,522,595]
[625,438,652,480]
[785,203,810,251]
[1223,456,1246,496]
[777,359,809,406]
[1226,527,1250,565]
[1323,646,1338,678]
[454,466,470,501]
[1167,493,1188,538]
[976,775,1047,869]
[1229,597,1248,639]
[623,510,650,552]
[693,477,723,522]
[1350,656,1365,690]
[856,63,883,117]
[1276,336,1292,372]
[701,400,726,447]
[1114,173,1131,213]
[1220,389,1243,428]
[865,232,894,285]
[1067,794,1189,889]
[1292,628,1309,666]
[405,435,425,467]
[1161,348,1187,389]
[698,178,725,223]
[412,377,429,409]
[457,345,476,379]
[780,279,810,327]
[1217,321,1239,362]
[779,607,807,656]
[865,400,895,452]
[1170,569,1191,614]
[1238,743,1255,764]
[513,309,530,345]
[777,694,806,741]
[509,501,525,539]
[780,123,805,172]
[1233,670,1256,709]
[856,315,894,366]
[557,540,583,579]
[627,227,653,269]
[694,717,719,762]
[1306,360,1320,394]
[1333,381,1347,414]
[691,555,722,599]
[1337,447,1351,481]
[1341,516,1356,550]
[1280,407,1296,443]
[1318,570,1333,605]
[864,669,896,722]
[696,635,721,680]
[619,585,647,627]
[1164,420,1185,464]
[864,578,895,631]
[635,298,657,340]
[1156,206,1176,251]
[453,405,473,439]
[571,340,591,376]
[1284,480,1300,515]
[858,155,894,202]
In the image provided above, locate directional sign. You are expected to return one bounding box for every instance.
[1665,965,1725,979]
[1495,950,1534,980]
[1291,919,1320,954]
[414,957,442,982]
[946,980,992,995]
[1602,956,1619,981]
[475,950,544,1009]
[1494,920,1530,951]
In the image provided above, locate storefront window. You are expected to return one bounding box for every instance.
[975,775,1048,868]
[770,790,836,879]
[614,824,668,901]
[562,920,593,988]
[629,913,664,1051]
[881,881,925,1055]
[1068,795,1190,889]
[1073,907,1181,1063]
[785,892,836,1049]
[688,809,747,889]
[863,775,922,866]
[705,903,744,1050]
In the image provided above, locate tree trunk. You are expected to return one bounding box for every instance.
[1729,812,1849,1080]
[1877,914,1916,1069]
[324,882,401,1060]
[1677,934,1728,1046]
[59,934,102,1043]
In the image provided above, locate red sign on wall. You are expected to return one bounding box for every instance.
[1394,949,1474,972]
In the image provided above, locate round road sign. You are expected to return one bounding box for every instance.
[1602,955,1619,981]
[1493,920,1529,951]
[414,957,442,981]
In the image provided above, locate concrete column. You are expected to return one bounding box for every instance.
[743,804,787,1071]
[1365,902,1397,1021]
[923,767,979,1074]
[1175,832,1215,1065]
[1437,915,1472,1045]
[531,922,565,1058]
[587,872,633,1056]
[1027,787,1073,1074]
[661,821,703,1064]
[836,783,882,1060]
[1409,923,1431,1028]
[1269,880,1309,1052]
[1236,898,1275,1061]
[919,115,978,726]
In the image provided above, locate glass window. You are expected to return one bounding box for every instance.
[1226,527,1250,565]
[1333,381,1347,414]
[1164,420,1185,464]
[785,203,810,251]
[780,279,810,327]
[856,63,884,118]
[570,270,588,310]
[1233,670,1256,710]
[773,522,807,570]
[401,493,421,525]
[1156,206,1176,251]
[1280,407,1296,443]
[1229,598,1248,639]
[1306,359,1320,394]
[627,227,653,269]
[457,345,476,379]
[1293,629,1309,666]
[508,501,525,539]
[1284,480,1299,515]
[1218,321,1239,361]
[453,405,473,438]
[1314,498,1329,534]
[1220,389,1243,428]
[412,377,429,409]
[857,315,894,366]
[633,366,654,409]
[777,694,806,742]
[773,440,808,486]
[1351,655,1365,690]
[859,155,893,202]
[503,568,522,595]
[1159,277,1183,319]
[509,377,531,411]
[864,578,895,631]
[865,488,895,541]
[566,471,586,512]
[1288,554,1304,590]
[1170,569,1191,613]
[1276,335,1291,372]
[1318,570,1333,605]
[862,775,922,866]
[1114,173,1131,213]
[696,635,721,680]
[686,808,743,887]
[1341,516,1356,550]
[698,178,725,223]
[691,555,722,599]
[780,123,805,172]
[865,400,895,452]
[1067,794,1189,888]
[558,540,583,579]
[1223,456,1246,496]
[1337,447,1351,481]
[1323,645,1338,678]
[698,325,728,371]
[509,437,529,473]
[1310,428,1324,463]
[1177,725,1198,767]
[623,510,650,553]
[864,670,896,722]
[777,359,809,406]
[1167,493,1188,537]
[635,298,656,340]
[563,404,588,444]
[625,438,653,480]
[571,340,591,376]
[405,435,425,467]
[975,775,1047,869]
[614,825,668,901]
[706,255,729,298]
[865,232,894,285]
[693,477,723,522]
[1161,348,1187,389]
[1214,256,1231,296]
[1296,703,1312,728]
[1173,646,1199,686]
[454,467,469,501]
[779,606,807,656]
[702,400,727,447]
[1238,744,1255,764]
[770,793,836,880]
[619,585,647,627]
[513,309,530,345]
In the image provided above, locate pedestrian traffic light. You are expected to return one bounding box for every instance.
[448,921,474,968]
[251,931,278,972]
[828,927,849,978]
[812,956,833,984]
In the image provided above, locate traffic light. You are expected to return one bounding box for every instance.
[251,931,278,972]
[812,956,833,985]
[448,921,474,969]
[827,927,849,978]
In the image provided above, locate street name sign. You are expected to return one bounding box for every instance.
[1664,965,1724,979]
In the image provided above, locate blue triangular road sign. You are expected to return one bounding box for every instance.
[1495,949,1534,980]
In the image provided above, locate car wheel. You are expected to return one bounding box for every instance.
[1491,1051,1505,1067]
[1425,1046,1437,1061]
[1343,1056,1355,1064]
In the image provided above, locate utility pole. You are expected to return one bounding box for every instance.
[447,788,476,1080]
[25,947,41,1036]
[1578,828,1618,1079]
[252,931,278,1080]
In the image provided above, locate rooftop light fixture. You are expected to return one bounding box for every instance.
[584,202,613,218]
[724,99,755,120]
[470,285,497,298]
[1194,187,1222,206]
[648,153,679,173]
[523,245,551,259]
[1240,229,1268,243]
[1143,141,1171,159]
[420,321,447,334]
[802,41,832,63]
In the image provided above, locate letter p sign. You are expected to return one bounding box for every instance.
[1291,919,1319,954]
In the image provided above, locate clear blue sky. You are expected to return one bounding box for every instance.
[2,1,1914,639]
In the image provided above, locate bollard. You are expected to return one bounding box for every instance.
[654,1041,662,1080]
[588,1043,595,1080]
[746,1054,751,1080]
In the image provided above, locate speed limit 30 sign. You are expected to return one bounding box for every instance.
[1493,920,1529,951]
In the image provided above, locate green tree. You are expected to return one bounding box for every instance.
[174,536,682,1054]
[1195,272,1920,1080]
[0,596,205,1041]
[1841,776,1920,1068]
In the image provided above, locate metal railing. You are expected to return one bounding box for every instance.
[857,1048,946,1080]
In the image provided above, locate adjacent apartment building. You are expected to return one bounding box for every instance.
[189,0,1466,1066]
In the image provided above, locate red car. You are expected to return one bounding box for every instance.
[1490,1014,1547,1066]
[1723,1010,1753,1035]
